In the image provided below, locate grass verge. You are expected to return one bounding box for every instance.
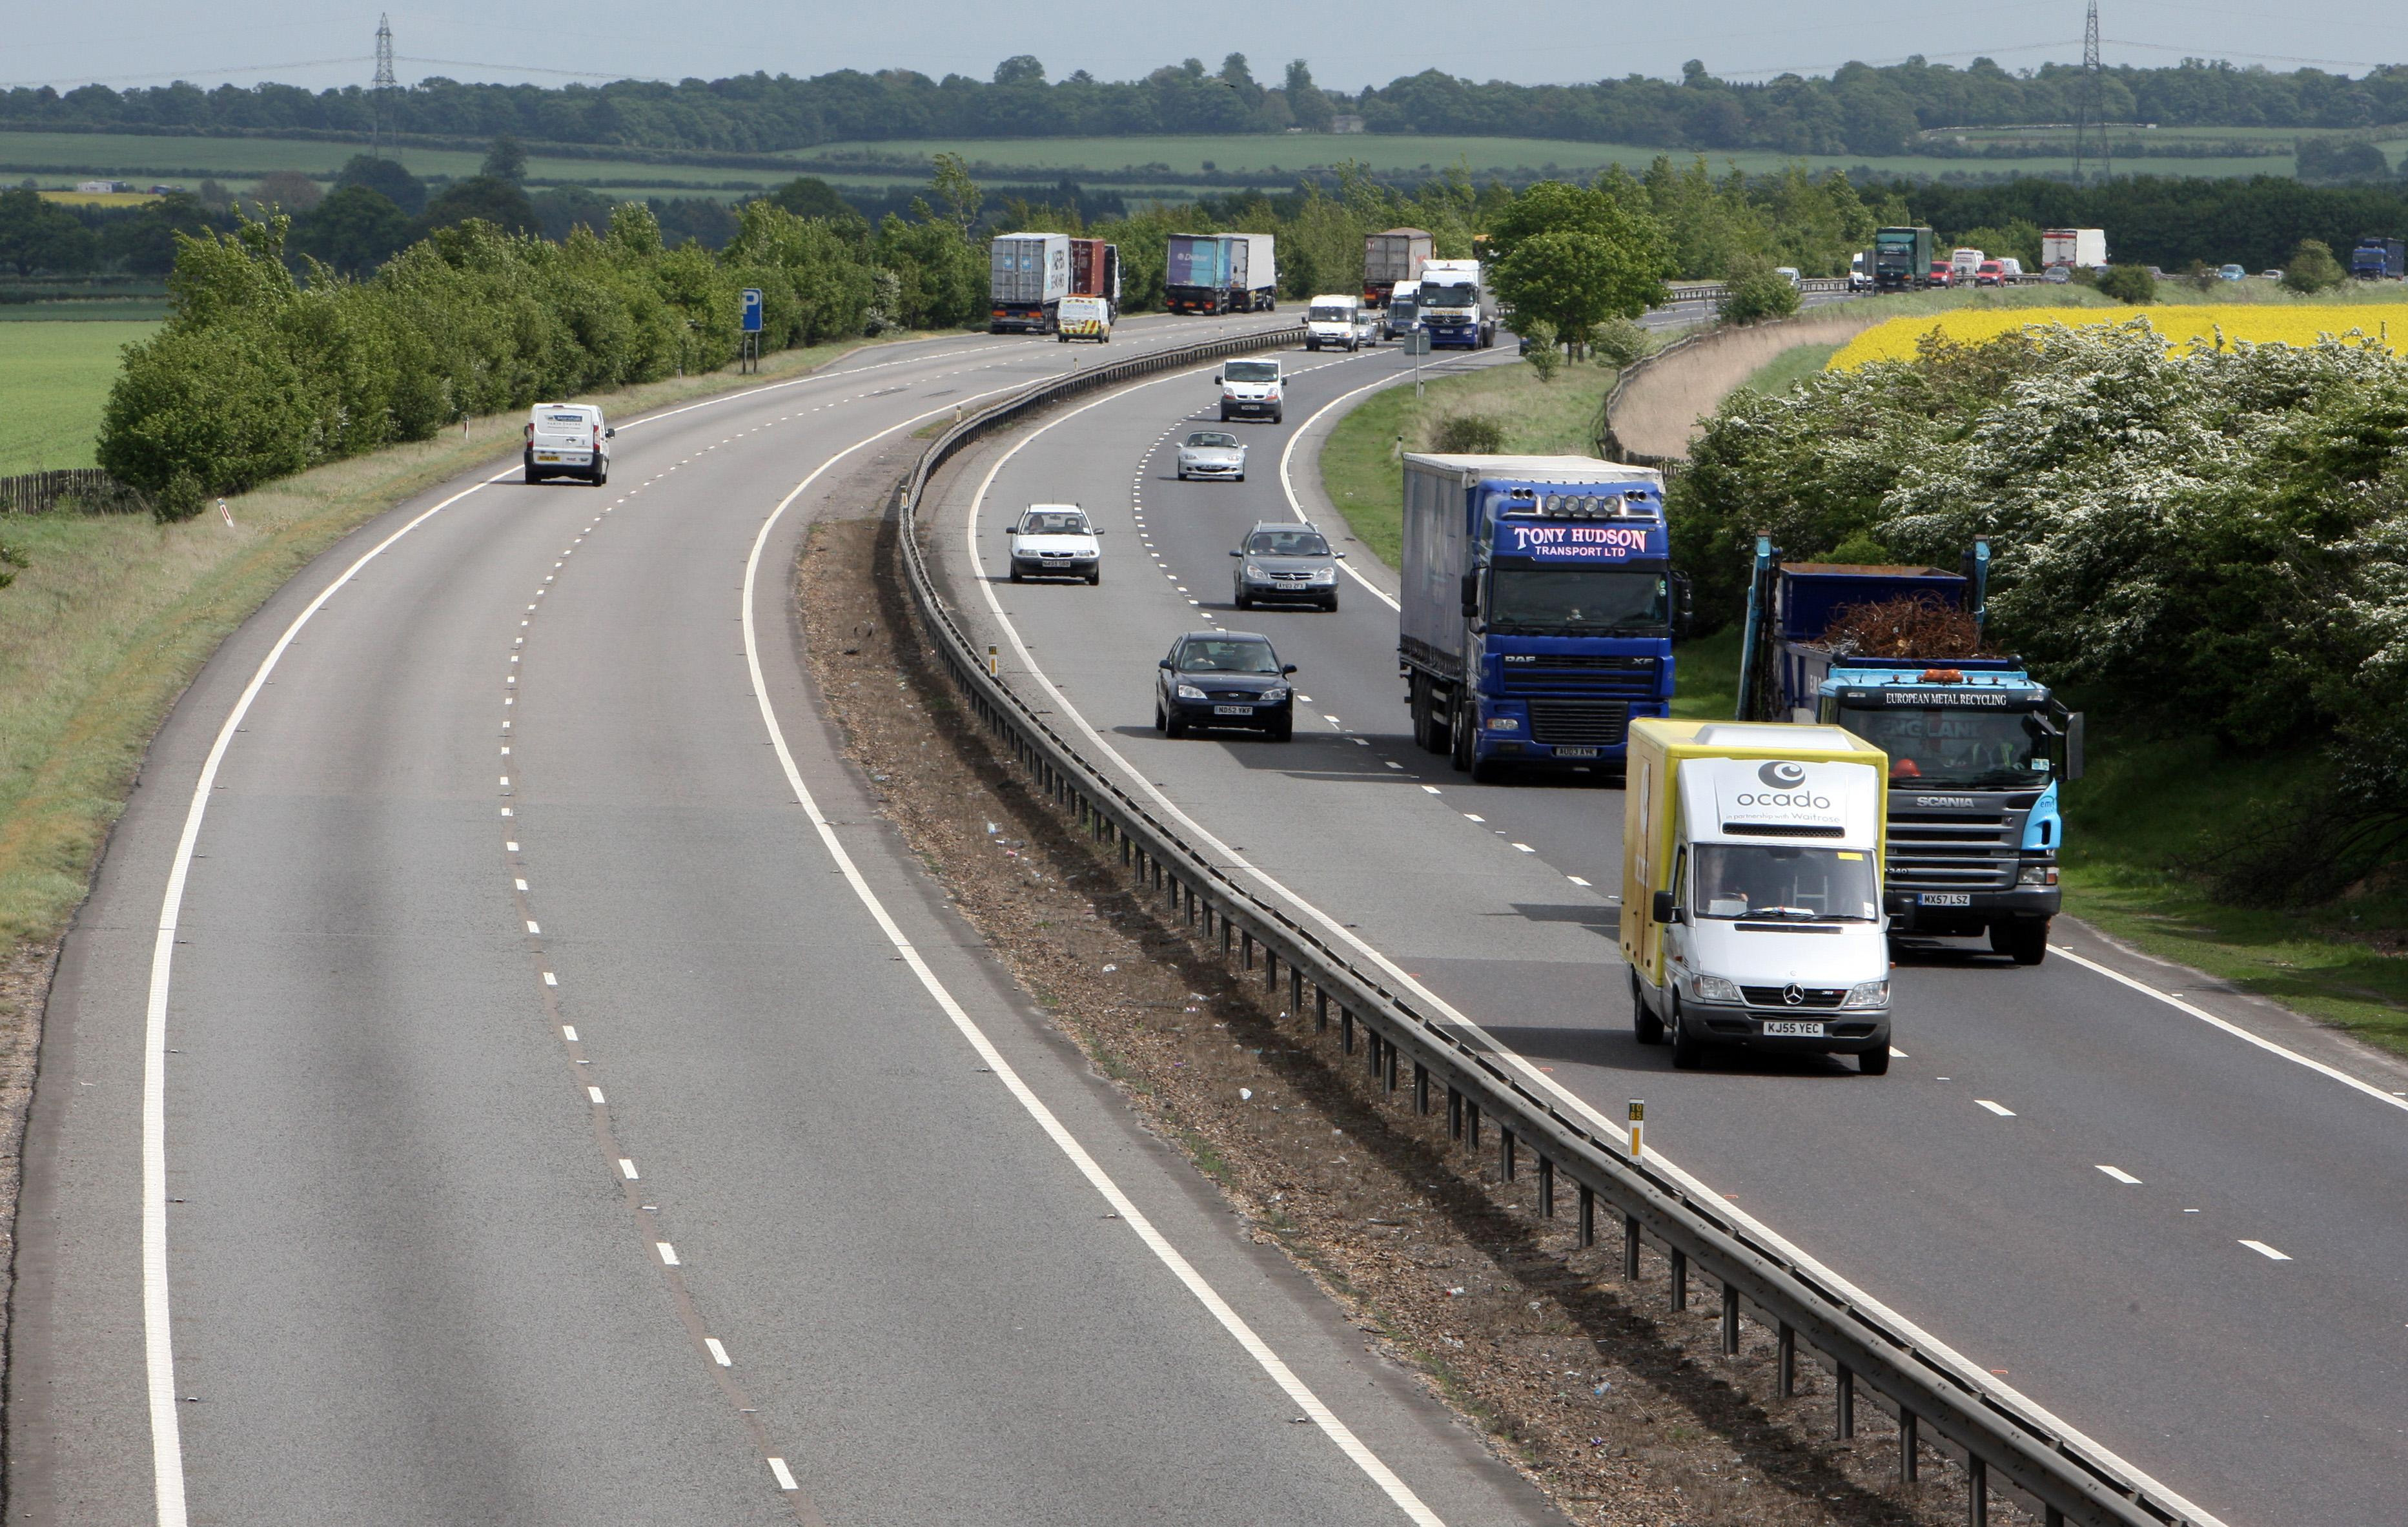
[1737,341,1841,398]
[0,320,160,474]
[1318,351,1622,569]
[0,329,933,963]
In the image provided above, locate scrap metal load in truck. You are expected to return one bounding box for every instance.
[989,232,1070,333]
[1165,232,1279,314]
[1399,455,1683,782]
[1734,540,2084,965]
[1362,227,1433,307]
[1068,236,1121,315]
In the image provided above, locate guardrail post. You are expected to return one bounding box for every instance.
[1382,1039,1398,1092]
[1669,1248,1687,1311]
[1289,968,1303,1012]
[1341,1009,1355,1054]
[1221,919,1233,957]
[1777,1323,1795,1397]
[1577,1185,1595,1247]
[1500,1127,1516,1181]
[1720,1284,1740,1354]
[1836,1364,1855,1438]
[1314,988,1328,1032]
[1537,1154,1554,1217]
[2043,1508,2063,1527]
[1241,930,1254,969]
[1622,1215,1640,1280]
[1413,1062,1429,1114]
[1968,1455,1987,1526]
[1447,1087,1462,1139]
[1899,1408,1919,1482]
[1465,1099,1481,1151]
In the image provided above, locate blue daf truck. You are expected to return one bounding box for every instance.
[1735,538,2084,964]
[1400,454,1683,781]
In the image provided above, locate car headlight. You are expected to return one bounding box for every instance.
[1243,562,1267,579]
[1178,453,1196,464]
[1260,686,1289,702]
[1176,682,1207,700]
[1691,973,1743,1003]
[2017,863,2059,886]
[1843,980,1890,1009]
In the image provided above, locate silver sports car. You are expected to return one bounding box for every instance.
[1176,430,1247,482]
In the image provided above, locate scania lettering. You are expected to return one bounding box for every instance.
[1398,455,1682,781]
[1735,543,2085,965]
[1622,721,1894,1073]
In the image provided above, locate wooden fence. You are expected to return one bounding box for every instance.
[1,469,146,516]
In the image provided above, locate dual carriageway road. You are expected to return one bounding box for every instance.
[920,327,2408,1527]
[10,313,1565,1527]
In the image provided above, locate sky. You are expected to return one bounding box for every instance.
[3,0,2394,96]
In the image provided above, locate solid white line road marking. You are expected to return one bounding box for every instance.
[750,424,1450,1527]
[619,1158,640,1179]
[768,1458,799,1491]
[1977,1100,2015,1117]
[2053,945,2408,1121]
[2096,1165,2143,1184]
[131,459,522,1527]
[2241,1240,2292,1261]
[706,1337,733,1366]
[656,1242,680,1266]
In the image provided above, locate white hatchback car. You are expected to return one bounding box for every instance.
[1176,430,1247,482]
[1005,503,1103,585]
[524,402,612,485]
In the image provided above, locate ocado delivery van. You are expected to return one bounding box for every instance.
[1621,719,1894,1073]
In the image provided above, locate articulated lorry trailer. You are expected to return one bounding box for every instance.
[2041,227,2109,270]
[1068,236,1121,314]
[1400,455,1682,781]
[2351,236,2406,280]
[1735,540,2084,965]
[1165,232,1279,314]
[990,232,1072,333]
[1362,227,1434,307]
[1872,226,1935,291]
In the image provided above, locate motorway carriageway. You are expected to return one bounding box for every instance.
[921,331,2408,1527]
[11,311,1572,1527]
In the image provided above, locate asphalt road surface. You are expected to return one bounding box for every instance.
[10,314,1567,1527]
[922,332,2408,1527]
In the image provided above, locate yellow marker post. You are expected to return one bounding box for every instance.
[1628,1099,1645,1159]
[987,644,999,678]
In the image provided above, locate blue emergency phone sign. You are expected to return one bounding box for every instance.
[740,288,763,333]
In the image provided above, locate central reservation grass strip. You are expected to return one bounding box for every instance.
[0,330,943,968]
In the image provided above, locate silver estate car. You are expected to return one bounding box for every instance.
[1176,430,1247,482]
[1230,521,1343,611]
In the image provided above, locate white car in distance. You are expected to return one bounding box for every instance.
[1176,430,1247,482]
[1005,503,1103,585]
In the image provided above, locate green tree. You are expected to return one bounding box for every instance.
[0,187,98,275]
[2096,263,2158,303]
[1285,59,1332,130]
[336,154,427,216]
[2283,238,2346,292]
[481,134,529,184]
[418,176,536,236]
[1492,229,1667,340]
[927,152,982,235]
[992,55,1045,86]
[293,185,410,273]
[1717,259,1801,322]
[764,176,851,220]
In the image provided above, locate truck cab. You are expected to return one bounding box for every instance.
[1738,552,2083,965]
[1416,259,1495,349]
[1399,456,1681,781]
[1622,721,1894,1074]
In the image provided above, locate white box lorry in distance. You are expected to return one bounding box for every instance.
[2041,228,2108,269]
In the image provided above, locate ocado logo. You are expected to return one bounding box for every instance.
[1736,761,1832,810]
[1758,761,1808,788]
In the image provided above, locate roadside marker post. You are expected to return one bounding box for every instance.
[987,644,999,678]
[1627,1099,1644,1158]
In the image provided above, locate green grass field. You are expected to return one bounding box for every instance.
[0,130,796,196]
[0,321,156,476]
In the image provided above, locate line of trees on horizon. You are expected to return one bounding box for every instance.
[12,54,2408,161]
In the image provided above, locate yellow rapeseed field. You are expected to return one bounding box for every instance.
[1828,305,2405,369]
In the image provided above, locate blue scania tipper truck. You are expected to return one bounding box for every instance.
[1735,539,2084,964]
[1400,455,1684,781]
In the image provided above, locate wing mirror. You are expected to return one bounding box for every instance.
[603,427,615,438]
[1229,549,1242,557]
[1158,658,1174,670]
[1459,570,1480,618]
[1651,890,1678,924]
[2064,712,2087,781]
[1281,664,1298,675]
[1334,551,1347,559]
[1212,374,1222,384]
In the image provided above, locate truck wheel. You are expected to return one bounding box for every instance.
[1411,678,1445,754]
[1669,1000,1704,1070]
[1450,706,1474,773]
[1857,1045,1892,1076]
[1631,971,1664,1045]
[1993,918,2051,966]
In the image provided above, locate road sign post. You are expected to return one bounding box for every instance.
[740,288,763,373]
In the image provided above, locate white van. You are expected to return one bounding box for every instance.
[1056,294,1112,343]
[1950,247,1985,284]
[1305,293,1363,352]
[1216,357,1283,423]
[524,403,613,485]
